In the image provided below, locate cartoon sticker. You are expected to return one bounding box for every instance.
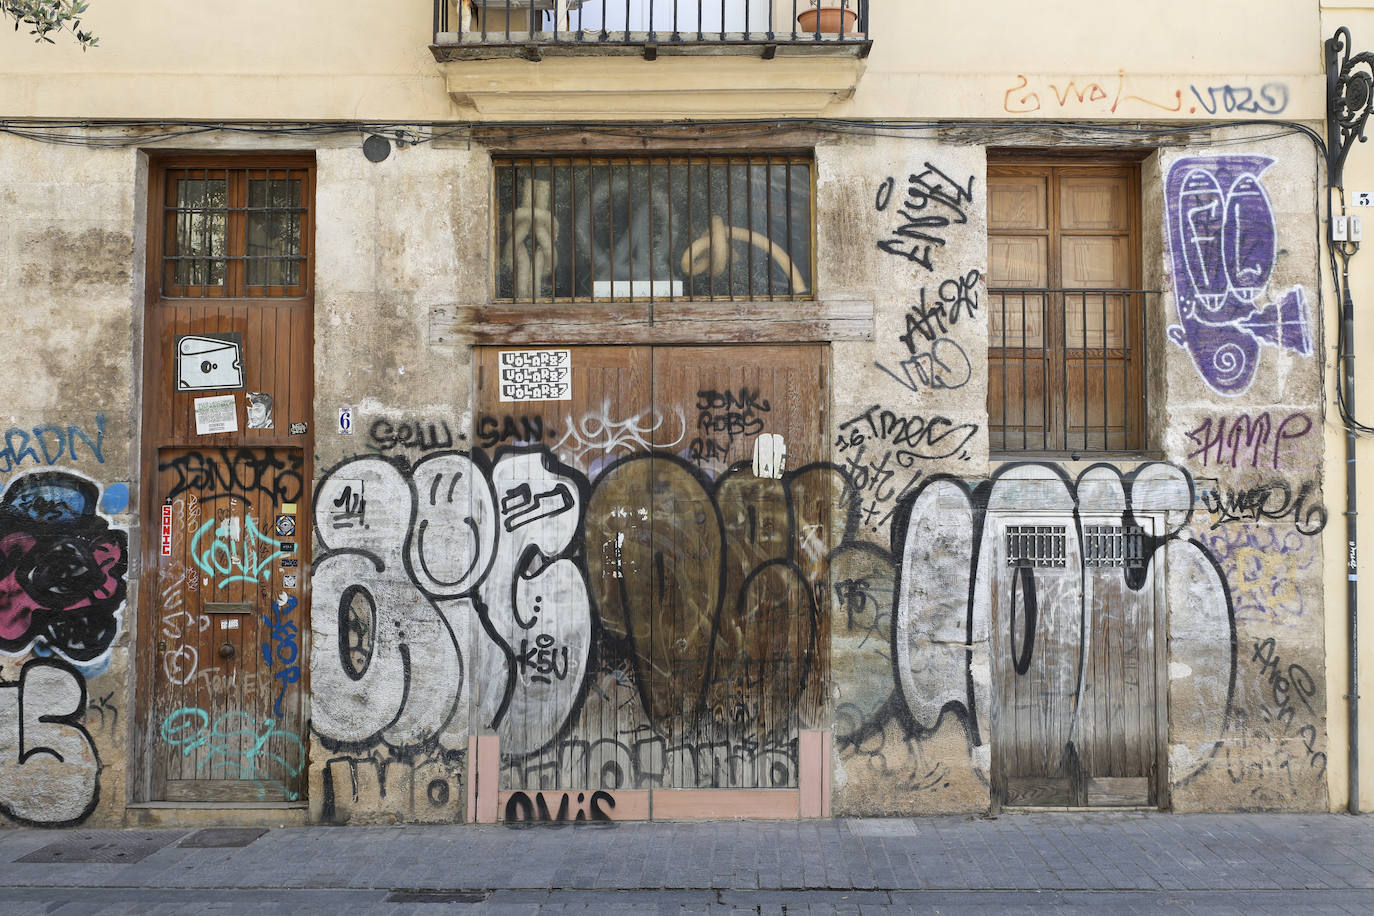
[176,333,244,391]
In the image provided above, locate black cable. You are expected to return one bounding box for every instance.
[0,113,1357,429]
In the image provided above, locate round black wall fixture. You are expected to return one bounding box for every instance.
[363,135,391,163]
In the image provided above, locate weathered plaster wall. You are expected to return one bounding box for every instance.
[0,134,141,826]
[308,142,485,824]
[0,121,1330,828]
[821,136,992,814]
[1155,135,1329,811]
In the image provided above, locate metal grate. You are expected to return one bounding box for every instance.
[434,1,871,55]
[988,288,1154,453]
[16,831,181,864]
[494,154,813,302]
[1084,524,1146,568]
[1005,525,1067,568]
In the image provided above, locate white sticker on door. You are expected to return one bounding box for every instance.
[753,433,786,479]
[498,349,572,402]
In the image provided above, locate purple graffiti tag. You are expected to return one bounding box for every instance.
[1164,156,1311,395]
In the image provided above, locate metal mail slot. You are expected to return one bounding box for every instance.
[204,602,254,615]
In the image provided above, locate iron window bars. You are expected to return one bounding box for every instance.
[436,1,868,50]
[1005,525,1068,568]
[161,166,310,299]
[494,154,813,302]
[988,288,1154,454]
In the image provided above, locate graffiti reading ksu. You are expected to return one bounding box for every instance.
[1164,156,1311,394]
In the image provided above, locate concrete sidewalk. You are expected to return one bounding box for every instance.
[0,812,1370,914]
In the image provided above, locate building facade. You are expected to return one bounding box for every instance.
[0,0,1368,827]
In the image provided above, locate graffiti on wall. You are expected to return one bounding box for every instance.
[833,462,1237,793]
[0,471,127,666]
[0,470,125,826]
[874,164,976,272]
[1003,72,1290,117]
[1164,156,1311,395]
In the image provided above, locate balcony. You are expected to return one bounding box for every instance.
[431,1,872,119]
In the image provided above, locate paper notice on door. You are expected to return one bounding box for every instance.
[194,394,239,435]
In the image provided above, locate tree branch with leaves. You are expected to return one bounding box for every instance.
[4,0,97,49]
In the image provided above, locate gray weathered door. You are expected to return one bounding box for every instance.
[990,516,1158,807]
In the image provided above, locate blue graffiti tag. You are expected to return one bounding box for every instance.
[261,594,301,718]
[190,514,282,588]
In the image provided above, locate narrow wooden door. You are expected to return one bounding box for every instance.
[474,345,831,816]
[990,517,1157,807]
[141,156,314,803]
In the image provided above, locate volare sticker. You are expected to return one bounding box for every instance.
[498,349,572,402]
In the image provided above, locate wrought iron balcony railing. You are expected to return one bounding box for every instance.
[988,288,1157,454]
[432,0,871,61]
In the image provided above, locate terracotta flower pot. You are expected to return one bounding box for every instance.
[797,7,859,34]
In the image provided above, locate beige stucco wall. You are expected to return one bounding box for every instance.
[1,1,1326,122]
[0,133,142,826]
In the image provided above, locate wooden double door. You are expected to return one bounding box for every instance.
[988,515,1161,808]
[474,344,834,817]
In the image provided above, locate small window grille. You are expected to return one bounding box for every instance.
[1005,525,1067,568]
[1083,524,1146,568]
[494,154,813,302]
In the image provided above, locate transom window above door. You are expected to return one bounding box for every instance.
[493,154,813,302]
[158,159,314,299]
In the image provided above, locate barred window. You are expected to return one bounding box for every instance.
[494,154,813,302]
[159,161,313,298]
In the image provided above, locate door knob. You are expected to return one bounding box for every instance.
[218,642,236,660]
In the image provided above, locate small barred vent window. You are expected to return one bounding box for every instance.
[1005,525,1067,568]
[494,155,813,302]
[1083,524,1146,568]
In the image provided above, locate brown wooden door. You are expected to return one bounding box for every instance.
[142,304,312,802]
[474,345,830,813]
[141,155,315,803]
[990,517,1157,807]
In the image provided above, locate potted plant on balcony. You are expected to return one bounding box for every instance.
[797,0,859,35]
